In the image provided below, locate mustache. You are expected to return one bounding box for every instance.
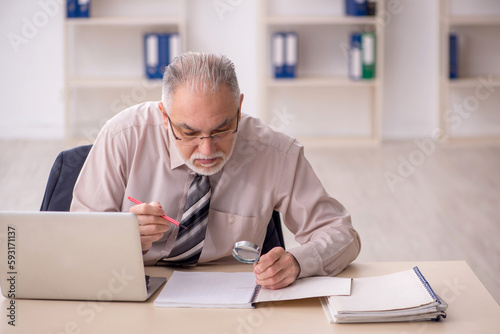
[189,151,226,162]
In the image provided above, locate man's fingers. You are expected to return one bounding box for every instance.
[129,201,165,218]
[137,213,168,227]
[255,252,293,281]
[256,271,295,290]
[254,247,285,276]
[128,200,170,253]
[254,248,300,289]
[139,223,169,235]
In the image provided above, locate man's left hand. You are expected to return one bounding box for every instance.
[254,247,300,289]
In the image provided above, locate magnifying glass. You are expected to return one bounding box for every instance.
[232,241,261,264]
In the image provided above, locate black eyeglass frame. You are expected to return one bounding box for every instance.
[166,108,240,143]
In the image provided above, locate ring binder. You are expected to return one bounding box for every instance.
[413,266,440,303]
[321,267,448,323]
[250,284,262,305]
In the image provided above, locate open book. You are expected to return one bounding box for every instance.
[154,271,351,308]
[320,266,448,323]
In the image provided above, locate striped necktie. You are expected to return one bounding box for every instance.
[159,174,211,266]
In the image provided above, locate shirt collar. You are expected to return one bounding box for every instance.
[167,126,187,170]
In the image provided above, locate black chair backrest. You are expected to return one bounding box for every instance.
[40,145,284,252]
[261,210,285,253]
[40,145,92,211]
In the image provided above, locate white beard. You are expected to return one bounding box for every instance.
[179,138,237,176]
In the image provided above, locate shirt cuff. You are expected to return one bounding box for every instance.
[287,243,325,279]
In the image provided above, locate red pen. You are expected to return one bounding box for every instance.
[127,196,187,230]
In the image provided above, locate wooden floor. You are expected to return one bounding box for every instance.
[1,140,499,305]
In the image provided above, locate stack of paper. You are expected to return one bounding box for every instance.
[320,266,448,323]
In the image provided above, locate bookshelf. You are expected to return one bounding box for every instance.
[258,0,385,146]
[63,0,186,146]
[439,0,500,143]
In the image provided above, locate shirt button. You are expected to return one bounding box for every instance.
[229,217,235,224]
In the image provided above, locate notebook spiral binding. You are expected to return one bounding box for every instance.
[250,285,263,304]
[413,266,441,304]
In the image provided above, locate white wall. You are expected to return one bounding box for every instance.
[0,0,478,140]
[382,0,439,139]
[0,0,64,139]
[185,0,258,118]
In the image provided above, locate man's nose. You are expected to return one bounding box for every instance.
[198,137,217,157]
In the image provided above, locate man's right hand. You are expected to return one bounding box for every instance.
[129,201,170,253]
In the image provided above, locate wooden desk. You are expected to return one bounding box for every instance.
[1,261,499,333]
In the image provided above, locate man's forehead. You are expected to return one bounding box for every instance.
[170,85,236,119]
[170,106,236,132]
[172,81,232,99]
[170,106,233,122]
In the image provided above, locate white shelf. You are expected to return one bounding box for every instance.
[267,76,378,88]
[64,0,187,145]
[448,16,500,26]
[448,76,500,88]
[266,15,379,26]
[65,16,181,26]
[444,136,500,145]
[297,136,380,147]
[439,1,500,142]
[259,0,385,145]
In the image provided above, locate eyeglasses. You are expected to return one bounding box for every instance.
[166,108,239,146]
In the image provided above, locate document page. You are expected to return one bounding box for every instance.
[256,276,352,303]
[155,272,256,308]
[330,269,436,312]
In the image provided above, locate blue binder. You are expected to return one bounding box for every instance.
[449,34,458,79]
[145,34,161,79]
[345,0,367,16]
[67,0,78,18]
[349,32,362,81]
[78,0,90,18]
[158,34,170,78]
[145,33,181,79]
[272,33,286,78]
[67,0,91,18]
[285,32,298,78]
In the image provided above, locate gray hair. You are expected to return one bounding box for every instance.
[161,52,241,114]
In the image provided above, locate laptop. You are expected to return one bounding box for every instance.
[0,211,166,301]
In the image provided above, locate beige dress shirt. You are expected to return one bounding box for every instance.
[71,102,361,278]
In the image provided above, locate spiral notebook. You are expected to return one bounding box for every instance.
[154,271,351,308]
[320,266,448,323]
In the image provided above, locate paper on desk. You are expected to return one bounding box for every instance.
[255,276,352,303]
[156,272,258,308]
[154,272,352,308]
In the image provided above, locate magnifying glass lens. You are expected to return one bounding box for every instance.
[232,241,261,264]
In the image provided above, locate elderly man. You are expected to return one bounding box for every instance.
[71,52,360,289]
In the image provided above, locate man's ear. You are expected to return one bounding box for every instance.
[238,94,244,120]
[158,102,169,129]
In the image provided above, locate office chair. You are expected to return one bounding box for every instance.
[40,145,285,253]
[40,145,92,212]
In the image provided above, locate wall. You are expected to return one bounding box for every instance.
[0,0,64,139]
[0,0,478,140]
[382,0,439,139]
[185,0,258,119]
